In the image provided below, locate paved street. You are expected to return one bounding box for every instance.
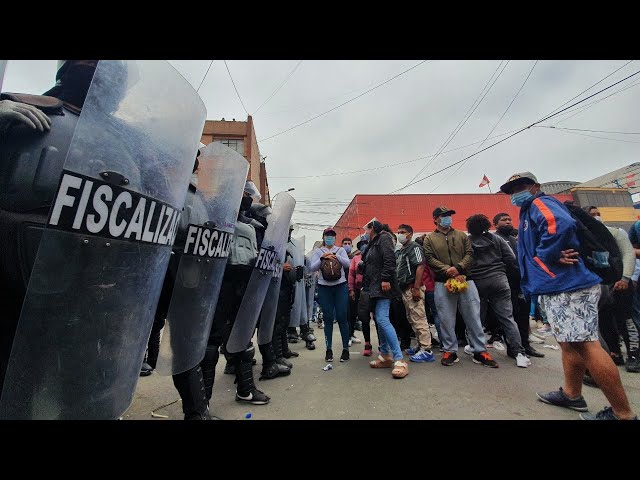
[124,326,640,421]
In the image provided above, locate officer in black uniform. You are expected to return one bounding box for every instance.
[0,61,98,396]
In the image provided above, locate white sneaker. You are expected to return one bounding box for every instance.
[516,353,531,368]
[464,345,474,355]
[348,339,352,347]
[350,336,362,344]
[493,341,505,351]
[529,334,545,344]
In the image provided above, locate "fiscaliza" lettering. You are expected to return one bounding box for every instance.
[48,171,181,246]
[184,225,233,258]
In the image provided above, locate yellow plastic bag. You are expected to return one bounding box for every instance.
[445,276,468,294]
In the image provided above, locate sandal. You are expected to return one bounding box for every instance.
[392,360,409,379]
[369,354,393,368]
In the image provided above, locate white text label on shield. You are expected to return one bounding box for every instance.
[255,246,280,272]
[48,170,181,247]
[184,225,233,258]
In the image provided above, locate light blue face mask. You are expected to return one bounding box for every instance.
[440,216,452,228]
[511,189,534,207]
[324,236,336,247]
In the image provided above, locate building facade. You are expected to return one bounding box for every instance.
[200,115,271,205]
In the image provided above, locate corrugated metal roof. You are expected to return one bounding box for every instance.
[332,193,573,240]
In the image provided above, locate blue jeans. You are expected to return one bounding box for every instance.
[373,298,403,361]
[425,291,442,343]
[317,282,350,351]
[434,280,486,354]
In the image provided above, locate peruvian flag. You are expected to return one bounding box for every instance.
[479,174,490,188]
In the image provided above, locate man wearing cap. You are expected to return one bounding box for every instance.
[423,207,499,368]
[501,172,637,420]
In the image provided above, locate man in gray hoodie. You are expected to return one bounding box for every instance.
[466,214,531,368]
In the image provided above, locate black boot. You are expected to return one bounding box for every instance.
[201,345,220,402]
[524,346,545,358]
[287,327,300,343]
[277,330,295,367]
[258,341,291,380]
[172,365,212,420]
[282,328,299,358]
[231,345,270,404]
[220,345,235,375]
[300,323,316,350]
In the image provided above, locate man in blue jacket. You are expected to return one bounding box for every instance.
[501,172,636,420]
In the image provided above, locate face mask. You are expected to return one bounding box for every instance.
[343,245,352,253]
[361,233,369,242]
[360,244,368,255]
[440,216,452,228]
[497,225,513,235]
[397,234,408,245]
[240,196,253,212]
[60,64,96,108]
[395,243,402,251]
[324,236,336,247]
[190,173,198,187]
[511,188,533,207]
[594,216,603,223]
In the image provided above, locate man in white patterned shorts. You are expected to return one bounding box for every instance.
[502,171,637,420]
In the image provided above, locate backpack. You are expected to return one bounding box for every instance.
[564,203,623,285]
[320,248,342,281]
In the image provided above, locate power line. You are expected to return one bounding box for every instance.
[396,68,640,191]
[393,60,510,193]
[552,78,640,126]
[539,126,640,135]
[253,60,303,115]
[545,60,633,118]
[430,60,538,194]
[536,126,640,144]
[224,60,249,116]
[196,60,215,93]
[258,60,430,142]
[270,127,524,179]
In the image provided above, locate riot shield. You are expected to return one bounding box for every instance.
[305,255,317,322]
[296,236,308,325]
[155,142,248,375]
[0,60,206,419]
[256,242,287,346]
[226,192,296,354]
[289,236,305,328]
[0,60,6,92]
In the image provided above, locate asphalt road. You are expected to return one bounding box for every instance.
[124,325,640,421]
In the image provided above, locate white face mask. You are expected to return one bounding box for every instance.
[395,243,402,251]
[397,233,407,245]
[594,215,603,223]
[190,173,198,186]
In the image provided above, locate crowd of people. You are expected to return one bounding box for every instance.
[0,61,637,420]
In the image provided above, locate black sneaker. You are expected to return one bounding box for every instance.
[235,388,270,405]
[325,349,334,362]
[441,351,459,366]
[340,349,350,362]
[626,355,640,373]
[473,351,499,368]
[580,406,638,420]
[583,374,599,388]
[536,387,588,412]
[610,353,625,366]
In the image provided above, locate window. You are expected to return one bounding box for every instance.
[215,138,244,155]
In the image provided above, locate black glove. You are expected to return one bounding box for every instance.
[295,265,304,281]
[356,261,365,274]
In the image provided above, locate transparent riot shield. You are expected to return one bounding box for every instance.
[288,236,305,328]
[256,242,287,346]
[0,60,206,419]
[155,142,248,375]
[305,255,317,322]
[0,60,6,92]
[296,236,308,325]
[226,192,296,354]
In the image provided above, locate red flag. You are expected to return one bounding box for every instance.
[479,174,490,188]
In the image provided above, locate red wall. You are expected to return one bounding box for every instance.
[333,193,573,241]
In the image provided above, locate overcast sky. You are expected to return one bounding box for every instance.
[4,60,640,247]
